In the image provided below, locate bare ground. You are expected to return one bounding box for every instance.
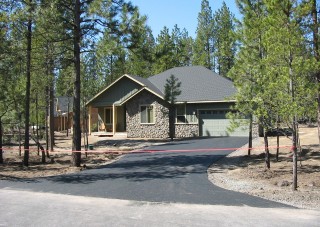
[0,132,165,179]
[208,126,320,210]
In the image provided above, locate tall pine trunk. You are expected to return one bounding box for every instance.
[263,128,270,169]
[49,78,54,151]
[0,118,3,164]
[248,114,253,156]
[292,119,298,190]
[18,114,22,156]
[47,41,55,152]
[36,93,39,155]
[169,105,175,141]
[276,116,280,162]
[23,0,32,167]
[46,42,55,152]
[289,49,298,191]
[45,86,50,158]
[311,0,320,145]
[71,0,82,167]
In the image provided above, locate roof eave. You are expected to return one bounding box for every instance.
[119,87,164,105]
[86,74,146,106]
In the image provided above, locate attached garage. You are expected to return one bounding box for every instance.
[199,110,249,137]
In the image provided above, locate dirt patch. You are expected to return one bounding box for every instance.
[208,126,320,210]
[0,132,164,179]
[0,152,120,179]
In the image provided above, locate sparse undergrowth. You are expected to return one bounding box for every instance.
[208,126,320,210]
[0,151,121,179]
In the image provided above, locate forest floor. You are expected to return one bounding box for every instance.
[208,125,320,210]
[1,127,319,210]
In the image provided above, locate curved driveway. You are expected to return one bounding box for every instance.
[0,137,288,208]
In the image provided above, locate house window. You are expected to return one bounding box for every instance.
[176,104,186,123]
[140,105,155,124]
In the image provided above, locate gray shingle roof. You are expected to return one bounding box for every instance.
[148,66,236,102]
[54,96,73,117]
[128,75,164,97]
[87,66,236,106]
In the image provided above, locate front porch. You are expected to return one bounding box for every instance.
[88,105,127,136]
[91,131,128,138]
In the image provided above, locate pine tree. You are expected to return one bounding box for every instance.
[213,2,236,76]
[164,74,181,141]
[263,0,317,190]
[193,0,214,69]
[22,0,35,166]
[33,0,70,155]
[230,0,272,168]
[171,25,193,67]
[55,0,138,166]
[125,8,155,77]
[0,10,15,163]
[306,0,320,144]
[153,26,175,74]
[231,0,317,189]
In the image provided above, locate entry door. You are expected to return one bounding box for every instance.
[104,108,113,132]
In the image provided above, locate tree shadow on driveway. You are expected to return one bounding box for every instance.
[47,152,227,184]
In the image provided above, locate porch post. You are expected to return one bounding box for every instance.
[112,104,116,136]
[88,105,92,135]
[60,115,62,132]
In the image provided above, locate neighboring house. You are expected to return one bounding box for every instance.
[86,66,249,138]
[54,96,98,132]
[54,96,73,131]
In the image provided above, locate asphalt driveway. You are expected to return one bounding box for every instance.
[0,137,289,207]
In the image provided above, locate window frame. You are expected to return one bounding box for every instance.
[176,104,187,124]
[140,104,155,124]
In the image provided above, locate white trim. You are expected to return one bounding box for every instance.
[125,74,149,87]
[118,88,144,106]
[87,75,127,105]
[119,87,164,106]
[86,74,164,106]
[144,87,164,100]
[139,104,156,124]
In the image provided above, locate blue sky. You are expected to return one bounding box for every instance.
[130,0,240,38]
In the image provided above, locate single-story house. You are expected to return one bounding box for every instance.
[55,96,98,132]
[54,96,73,131]
[86,66,249,138]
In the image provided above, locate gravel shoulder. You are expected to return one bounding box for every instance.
[208,126,320,210]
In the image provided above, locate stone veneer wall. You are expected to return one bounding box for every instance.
[175,124,199,138]
[252,122,259,138]
[126,91,170,138]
